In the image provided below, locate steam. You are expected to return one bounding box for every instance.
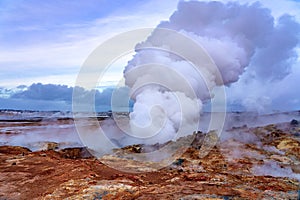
[252,160,300,181]
[121,1,300,144]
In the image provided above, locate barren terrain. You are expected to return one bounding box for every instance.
[0,111,299,199]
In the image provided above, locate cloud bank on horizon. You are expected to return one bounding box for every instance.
[0,83,132,112]
[0,0,299,112]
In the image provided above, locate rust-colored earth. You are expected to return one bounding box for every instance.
[0,117,300,199]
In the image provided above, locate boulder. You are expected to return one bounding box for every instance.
[290,119,299,125]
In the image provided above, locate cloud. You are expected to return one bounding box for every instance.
[0,0,179,88]
[226,61,300,112]
[0,83,132,111]
[12,83,73,101]
[250,14,300,81]
[216,0,300,21]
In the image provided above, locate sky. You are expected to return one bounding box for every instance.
[0,0,300,112]
[0,0,180,87]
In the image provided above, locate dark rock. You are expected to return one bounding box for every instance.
[107,110,113,118]
[59,147,94,159]
[293,133,300,137]
[121,144,143,153]
[173,158,185,166]
[291,119,299,125]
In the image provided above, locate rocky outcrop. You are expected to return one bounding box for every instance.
[59,147,94,159]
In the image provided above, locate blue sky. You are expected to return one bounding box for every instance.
[0,0,165,46]
[0,0,179,87]
[0,0,299,88]
[0,0,300,112]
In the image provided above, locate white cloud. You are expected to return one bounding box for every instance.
[0,0,179,87]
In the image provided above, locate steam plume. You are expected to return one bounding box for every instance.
[122,1,299,144]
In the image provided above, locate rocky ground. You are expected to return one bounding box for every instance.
[0,117,300,199]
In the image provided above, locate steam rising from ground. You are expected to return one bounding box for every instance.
[252,160,300,181]
[121,1,300,145]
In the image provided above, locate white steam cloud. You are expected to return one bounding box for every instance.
[121,1,300,145]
